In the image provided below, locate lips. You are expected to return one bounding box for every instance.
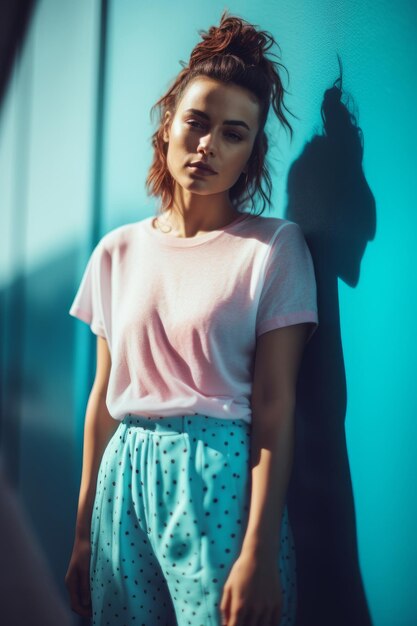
[188,161,217,174]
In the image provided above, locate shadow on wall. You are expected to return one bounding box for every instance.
[285,57,376,626]
[0,247,94,626]
[0,454,74,625]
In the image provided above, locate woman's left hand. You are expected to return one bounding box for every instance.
[219,550,283,626]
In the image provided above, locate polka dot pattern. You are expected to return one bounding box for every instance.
[90,413,297,625]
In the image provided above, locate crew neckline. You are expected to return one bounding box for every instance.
[141,211,253,247]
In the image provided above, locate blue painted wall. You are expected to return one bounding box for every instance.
[0,1,415,624]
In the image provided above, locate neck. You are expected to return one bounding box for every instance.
[154,206,241,238]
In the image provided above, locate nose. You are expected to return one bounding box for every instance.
[197,132,215,156]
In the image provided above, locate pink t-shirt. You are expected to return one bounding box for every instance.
[69,212,318,423]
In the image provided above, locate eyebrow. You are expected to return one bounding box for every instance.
[184,108,250,131]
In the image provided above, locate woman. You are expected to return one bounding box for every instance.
[65,11,318,626]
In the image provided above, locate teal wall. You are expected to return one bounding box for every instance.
[1,1,415,624]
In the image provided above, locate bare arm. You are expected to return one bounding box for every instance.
[65,335,118,617]
[74,335,119,540]
[241,322,311,556]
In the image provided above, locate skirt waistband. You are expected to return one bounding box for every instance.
[121,413,250,436]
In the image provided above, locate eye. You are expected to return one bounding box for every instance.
[186,120,242,141]
[226,131,243,141]
[186,120,203,128]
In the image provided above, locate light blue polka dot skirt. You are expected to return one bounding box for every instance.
[90,413,297,625]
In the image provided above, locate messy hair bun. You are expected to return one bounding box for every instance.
[146,10,295,216]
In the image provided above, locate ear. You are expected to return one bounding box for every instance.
[162,111,172,142]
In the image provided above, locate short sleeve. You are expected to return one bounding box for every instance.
[68,241,111,341]
[256,222,319,343]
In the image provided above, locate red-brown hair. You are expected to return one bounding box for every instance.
[145,10,295,217]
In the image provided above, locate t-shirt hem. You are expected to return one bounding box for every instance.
[69,306,106,338]
[257,311,319,342]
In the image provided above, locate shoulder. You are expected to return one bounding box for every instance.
[246,214,303,244]
[249,217,311,271]
[94,219,143,256]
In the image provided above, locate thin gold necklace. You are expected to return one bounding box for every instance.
[154,210,242,235]
[154,212,174,233]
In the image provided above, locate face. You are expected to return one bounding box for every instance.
[162,77,260,198]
